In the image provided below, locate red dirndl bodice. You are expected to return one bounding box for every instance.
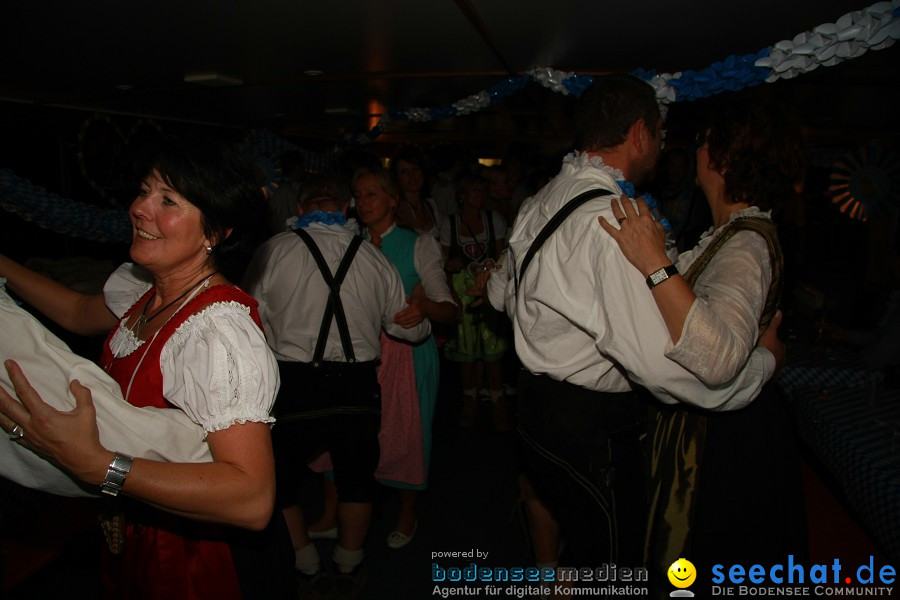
[99,285,263,600]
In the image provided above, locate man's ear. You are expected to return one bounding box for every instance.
[631,118,650,153]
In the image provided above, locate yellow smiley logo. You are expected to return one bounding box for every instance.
[668,558,697,588]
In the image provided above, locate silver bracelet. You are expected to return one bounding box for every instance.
[100,452,133,497]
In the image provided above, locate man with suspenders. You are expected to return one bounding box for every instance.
[244,173,430,596]
[484,75,782,573]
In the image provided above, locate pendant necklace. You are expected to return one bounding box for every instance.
[132,271,217,337]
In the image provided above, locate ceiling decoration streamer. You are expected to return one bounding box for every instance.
[3,2,898,242]
[344,0,899,144]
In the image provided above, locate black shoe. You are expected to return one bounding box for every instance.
[327,565,366,600]
[295,569,331,600]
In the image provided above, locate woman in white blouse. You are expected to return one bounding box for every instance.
[0,138,292,599]
[600,96,804,583]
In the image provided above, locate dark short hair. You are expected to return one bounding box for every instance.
[575,73,661,151]
[390,146,427,176]
[390,146,427,196]
[704,96,803,211]
[455,173,487,204]
[300,172,351,208]
[141,137,270,282]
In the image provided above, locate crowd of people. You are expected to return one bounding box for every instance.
[0,73,811,599]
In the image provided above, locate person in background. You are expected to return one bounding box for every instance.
[484,164,516,225]
[391,146,443,238]
[649,146,711,252]
[242,172,430,598]
[268,150,306,234]
[307,167,456,552]
[431,143,469,218]
[440,174,510,430]
[502,151,535,222]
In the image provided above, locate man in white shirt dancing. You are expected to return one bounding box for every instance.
[486,74,782,570]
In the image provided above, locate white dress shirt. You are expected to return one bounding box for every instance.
[488,152,774,411]
[243,221,431,363]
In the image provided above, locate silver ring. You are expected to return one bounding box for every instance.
[617,217,627,224]
[9,424,24,439]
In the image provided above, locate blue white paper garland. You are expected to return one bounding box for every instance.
[756,2,899,82]
[238,129,333,174]
[346,0,898,143]
[2,1,898,242]
[0,169,132,244]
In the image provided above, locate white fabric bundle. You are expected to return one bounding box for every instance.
[0,284,210,498]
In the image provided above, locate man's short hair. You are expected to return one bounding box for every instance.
[298,172,350,209]
[575,73,661,151]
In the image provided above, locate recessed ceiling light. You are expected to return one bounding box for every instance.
[183,73,243,87]
[304,70,324,77]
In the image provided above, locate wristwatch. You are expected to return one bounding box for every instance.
[101,452,134,497]
[646,264,679,289]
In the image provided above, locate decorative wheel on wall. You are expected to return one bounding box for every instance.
[828,143,900,222]
[252,155,284,199]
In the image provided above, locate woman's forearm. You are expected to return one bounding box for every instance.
[90,423,276,531]
[0,255,117,335]
[422,299,456,324]
[648,274,696,344]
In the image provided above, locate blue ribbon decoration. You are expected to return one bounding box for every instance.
[616,180,673,233]
[292,210,348,229]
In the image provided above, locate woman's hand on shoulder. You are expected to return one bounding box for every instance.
[598,195,670,277]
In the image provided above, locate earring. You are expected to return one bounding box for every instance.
[205,246,213,255]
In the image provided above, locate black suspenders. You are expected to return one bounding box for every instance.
[515,189,615,294]
[293,229,364,366]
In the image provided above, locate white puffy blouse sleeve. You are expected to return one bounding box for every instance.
[159,301,279,436]
[103,262,154,319]
[666,229,772,385]
[413,234,456,305]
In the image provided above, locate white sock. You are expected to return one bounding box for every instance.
[294,542,320,575]
[333,545,364,574]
